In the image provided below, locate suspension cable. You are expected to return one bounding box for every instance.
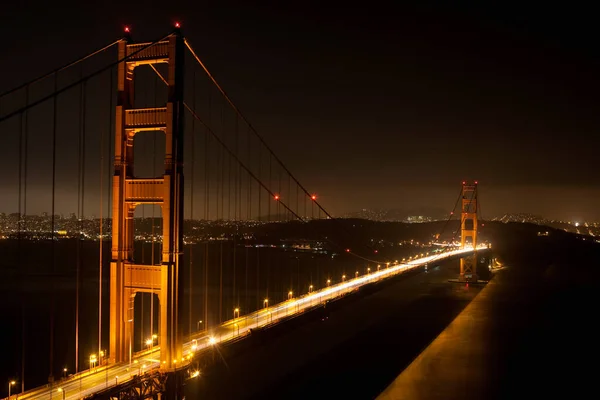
[0,40,120,100]
[158,44,433,266]
[184,39,335,219]
[183,40,389,263]
[435,188,463,242]
[0,33,173,125]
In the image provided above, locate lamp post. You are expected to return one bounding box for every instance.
[326,279,331,287]
[263,299,268,309]
[8,381,15,398]
[234,308,240,319]
[197,320,203,331]
[309,285,313,294]
[342,275,346,282]
[288,291,293,300]
[57,387,65,400]
[63,368,67,379]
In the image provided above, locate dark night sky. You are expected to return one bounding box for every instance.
[0,1,598,221]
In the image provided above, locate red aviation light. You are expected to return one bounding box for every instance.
[175,22,181,28]
[124,26,130,33]
[274,194,280,201]
[311,194,317,201]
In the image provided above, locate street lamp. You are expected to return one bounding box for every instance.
[57,388,65,400]
[197,320,203,330]
[355,271,359,278]
[89,354,97,369]
[377,264,381,271]
[63,367,67,379]
[367,267,371,275]
[115,376,119,386]
[99,350,105,365]
[8,381,15,398]
[263,298,269,308]
[288,291,293,300]
[234,308,240,319]
[309,285,313,293]
[326,279,331,287]
[342,274,346,282]
[145,338,153,351]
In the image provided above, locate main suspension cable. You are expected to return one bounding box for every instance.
[0,33,173,124]
[0,40,120,100]
[184,39,334,220]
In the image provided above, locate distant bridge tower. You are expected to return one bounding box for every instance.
[459,181,478,282]
[110,30,185,370]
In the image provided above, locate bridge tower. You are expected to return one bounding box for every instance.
[459,181,478,282]
[110,30,185,370]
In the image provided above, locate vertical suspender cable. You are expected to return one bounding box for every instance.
[21,85,29,392]
[218,100,224,323]
[96,64,103,358]
[245,126,250,314]
[256,145,261,311]
[233,114,238,309]
[80,73,88,371]
[189,68,196,337]
[204,79,211,332]
[266,155,272,299]
[18,84,29,392]
[75,65,83,373]
[49,70,58,381]
[17,85,23,387]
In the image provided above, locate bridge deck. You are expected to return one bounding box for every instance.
[11,248,481,400]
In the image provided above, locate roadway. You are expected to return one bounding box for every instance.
[8,246,485,400]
